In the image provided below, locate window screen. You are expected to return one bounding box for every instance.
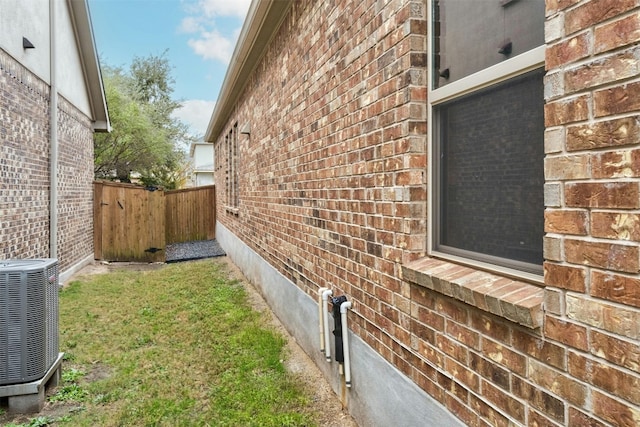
[433,0,545,88]
[435,68,545,272]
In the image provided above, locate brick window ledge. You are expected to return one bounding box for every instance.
[402,257,544,329]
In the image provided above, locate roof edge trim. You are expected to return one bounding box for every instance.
[67,0,110,131]
[204,0,293,142]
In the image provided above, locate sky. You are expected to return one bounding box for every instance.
[88,0,252,138]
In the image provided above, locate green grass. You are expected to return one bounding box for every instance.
[49,259,315,426]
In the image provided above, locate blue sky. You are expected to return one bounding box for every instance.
[88,0,251,137]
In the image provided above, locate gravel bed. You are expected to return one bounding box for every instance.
[165,239,226,263]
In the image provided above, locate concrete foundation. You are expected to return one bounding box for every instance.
[0,353,64,414]
[216,223,464,427]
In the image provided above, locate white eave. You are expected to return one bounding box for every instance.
[68,0,110,133]
[189,141,212,158]
[204,0,292,142]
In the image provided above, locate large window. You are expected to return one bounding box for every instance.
[429,0,545,277]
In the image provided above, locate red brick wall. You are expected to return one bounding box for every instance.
[543,1,640,426]
[213,0,640,425]
[216,0,428,292]
[0,49,95,273]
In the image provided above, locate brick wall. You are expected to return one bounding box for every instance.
[57,97,95,272]
[0,48,95,273]
[543,1,640,426]
[216,0,428,293]
[0,49,52,262]
[213,0,640,425]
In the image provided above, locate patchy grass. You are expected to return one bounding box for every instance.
[43,259,315,426]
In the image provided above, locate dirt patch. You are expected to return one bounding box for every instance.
[82,363,113,384]
[0,382,84,426]
[65,261,165,280]
[1,258,357,426]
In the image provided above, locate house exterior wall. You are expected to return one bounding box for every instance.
[191,143,214,170]
[541,1,640,426]
[57,95,95,274]
[0,49,51,262]
[212,0,640,426]
[0,0,94,118]
[189,143,215,187]
[0,0,50,85]
[193,172,214,187]
[0,47,95,275]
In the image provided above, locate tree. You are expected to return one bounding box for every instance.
[94,53,194,189]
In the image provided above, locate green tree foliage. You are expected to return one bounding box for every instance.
[94,53,194,189]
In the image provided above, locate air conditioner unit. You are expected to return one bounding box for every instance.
[0,259,59,386]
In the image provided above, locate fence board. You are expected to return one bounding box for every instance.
[94,182,216,262]
[165,185,216,244]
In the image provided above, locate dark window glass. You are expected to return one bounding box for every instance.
[433,0,545,88]
[435,68,545,272]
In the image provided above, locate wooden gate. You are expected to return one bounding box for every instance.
[94,182,166,262]
[94,182,217,262]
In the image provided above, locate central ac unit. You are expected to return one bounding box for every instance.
[0,259,59,385]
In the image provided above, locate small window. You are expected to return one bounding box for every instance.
[429,0,545,277]
[224,123,239,211]
[232,123,239,209]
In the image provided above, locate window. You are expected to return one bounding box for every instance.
[223,123,239,212]
[429,0,545,277]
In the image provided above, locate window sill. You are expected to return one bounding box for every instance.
[225,206,239,215]
[402,257,544,329]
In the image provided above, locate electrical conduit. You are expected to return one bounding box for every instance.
[318,287,329,354]
[321,289,333,361]
[49,0,58,260]
[340,301,353,387]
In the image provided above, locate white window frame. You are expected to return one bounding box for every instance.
[427,2,545,284]
[224,123,240,214]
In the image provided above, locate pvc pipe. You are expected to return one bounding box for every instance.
[321,289,333,361]
[340,301,353,387]
[49,0,59,259]
[318,287,329,353]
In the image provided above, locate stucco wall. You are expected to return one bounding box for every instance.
[0,0,93,117]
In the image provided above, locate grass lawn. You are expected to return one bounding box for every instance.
[2,259,319,426]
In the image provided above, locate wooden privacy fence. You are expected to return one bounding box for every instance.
[94,181,216,262]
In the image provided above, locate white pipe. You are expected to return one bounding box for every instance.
[49,0,58,259]
[321,289,333,361]
[340,301,353,387]
[318,287,329,353]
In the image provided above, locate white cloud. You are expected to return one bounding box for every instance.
[173,99,216,137]
[178,16,203,34]
[179,0,251,64]
[197,0,251,18]
[188,30,234,63]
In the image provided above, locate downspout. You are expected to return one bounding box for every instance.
[49,0,58,260]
